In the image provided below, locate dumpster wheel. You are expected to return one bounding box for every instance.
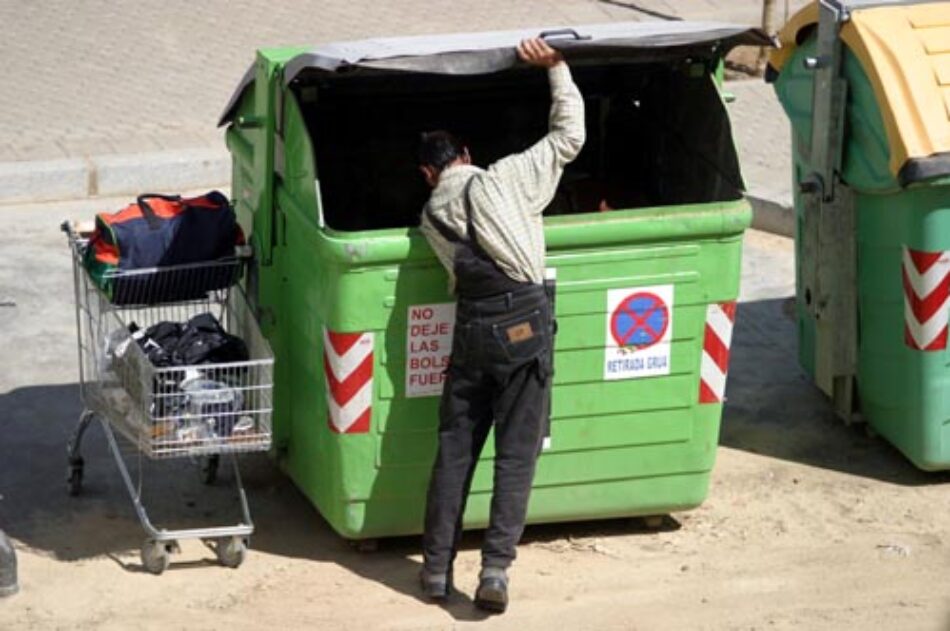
[641,515,665,530]
[350,539,379,553]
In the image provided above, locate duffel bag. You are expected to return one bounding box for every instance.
[83,191,245,304]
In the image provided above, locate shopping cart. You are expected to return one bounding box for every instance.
[62,222,273,574]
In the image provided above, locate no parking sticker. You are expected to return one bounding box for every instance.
[604,285,674,380]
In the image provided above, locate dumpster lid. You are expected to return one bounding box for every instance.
[768,1,950,184]
[218,20,770,127]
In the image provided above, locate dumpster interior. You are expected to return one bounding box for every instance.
[291,61,744,231]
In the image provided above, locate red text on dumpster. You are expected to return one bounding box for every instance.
[406,303,456,397]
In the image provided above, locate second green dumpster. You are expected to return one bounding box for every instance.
[769,1,950,470]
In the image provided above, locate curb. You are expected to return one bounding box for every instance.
[0,148,799,242]
[0,148,230,205]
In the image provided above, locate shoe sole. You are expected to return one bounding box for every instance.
[474,587,507,613]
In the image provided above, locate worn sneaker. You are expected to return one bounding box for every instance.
[474,567,508,613]
[420,568,453,601]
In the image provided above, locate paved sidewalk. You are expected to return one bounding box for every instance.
[0,0,805,215]
[728,79,796,236]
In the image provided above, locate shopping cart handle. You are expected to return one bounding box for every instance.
[235,245,254,259]
[62,219,96,240]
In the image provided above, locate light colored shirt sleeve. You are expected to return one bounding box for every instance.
[484,62,586,215]
[420,209,458,293]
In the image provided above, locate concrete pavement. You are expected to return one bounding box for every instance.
[1,0,803,226]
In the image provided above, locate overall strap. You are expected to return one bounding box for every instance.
[426,174,527,299]
[460,175,478,243]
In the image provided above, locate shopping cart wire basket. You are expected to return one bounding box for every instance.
[63,221,274,574]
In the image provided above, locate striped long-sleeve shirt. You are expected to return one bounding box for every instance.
[420,62,586,293]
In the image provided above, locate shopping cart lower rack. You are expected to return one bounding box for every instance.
[63,222,273,574]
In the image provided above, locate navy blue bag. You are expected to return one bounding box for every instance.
[83,191,244,304]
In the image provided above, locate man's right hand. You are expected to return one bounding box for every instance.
[517,38,564,69]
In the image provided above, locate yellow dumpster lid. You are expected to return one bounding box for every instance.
[769,1,950,183]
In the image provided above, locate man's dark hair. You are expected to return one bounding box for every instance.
[419,130,465,171]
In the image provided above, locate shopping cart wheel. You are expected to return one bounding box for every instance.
[201,455,220,485]
[66,459,84,496]
[215,537,246,569]
[141,540,173,575]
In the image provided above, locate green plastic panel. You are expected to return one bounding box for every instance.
[857,187,950,470]
[276,211,746,538]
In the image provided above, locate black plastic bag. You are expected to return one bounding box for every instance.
[136,313,249,368]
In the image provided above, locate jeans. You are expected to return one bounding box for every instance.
[423,284,552,572]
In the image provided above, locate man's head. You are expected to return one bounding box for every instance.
[418,130,470,188]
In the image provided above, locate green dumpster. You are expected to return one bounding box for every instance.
[769,1,950,470]
[219,22,768,538]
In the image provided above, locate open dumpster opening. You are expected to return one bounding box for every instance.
[291,61,744,231]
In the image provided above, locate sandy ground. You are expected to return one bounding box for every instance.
[1,200,949,630]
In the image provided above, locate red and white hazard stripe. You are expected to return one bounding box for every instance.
[699,301,737,404]
[323,328,374,434]
[902,246,950,351]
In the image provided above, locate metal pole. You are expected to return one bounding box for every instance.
[0,530,18,597]
[758,0,778,71]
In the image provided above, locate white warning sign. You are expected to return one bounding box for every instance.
[604,285,674,380]
[406,303,456,398]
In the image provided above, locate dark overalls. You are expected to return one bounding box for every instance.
[423,176,553,573]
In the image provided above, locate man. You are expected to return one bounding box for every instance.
[417,37,585,613]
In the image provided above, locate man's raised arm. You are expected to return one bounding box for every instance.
[486,38,586,214]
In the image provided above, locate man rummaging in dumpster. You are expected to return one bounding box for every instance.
[417,36,585,613]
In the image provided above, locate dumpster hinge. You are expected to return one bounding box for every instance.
[274,75,285,180]
[803,0,849,203]
[799,0,859,422]
[274,135,285,179]
[800,184,859,424]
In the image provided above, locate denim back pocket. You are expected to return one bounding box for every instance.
[489,308,547,363]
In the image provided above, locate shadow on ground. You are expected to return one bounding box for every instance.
[0,382,674,621]
[2,297,945,619]
[721,298,950,486]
